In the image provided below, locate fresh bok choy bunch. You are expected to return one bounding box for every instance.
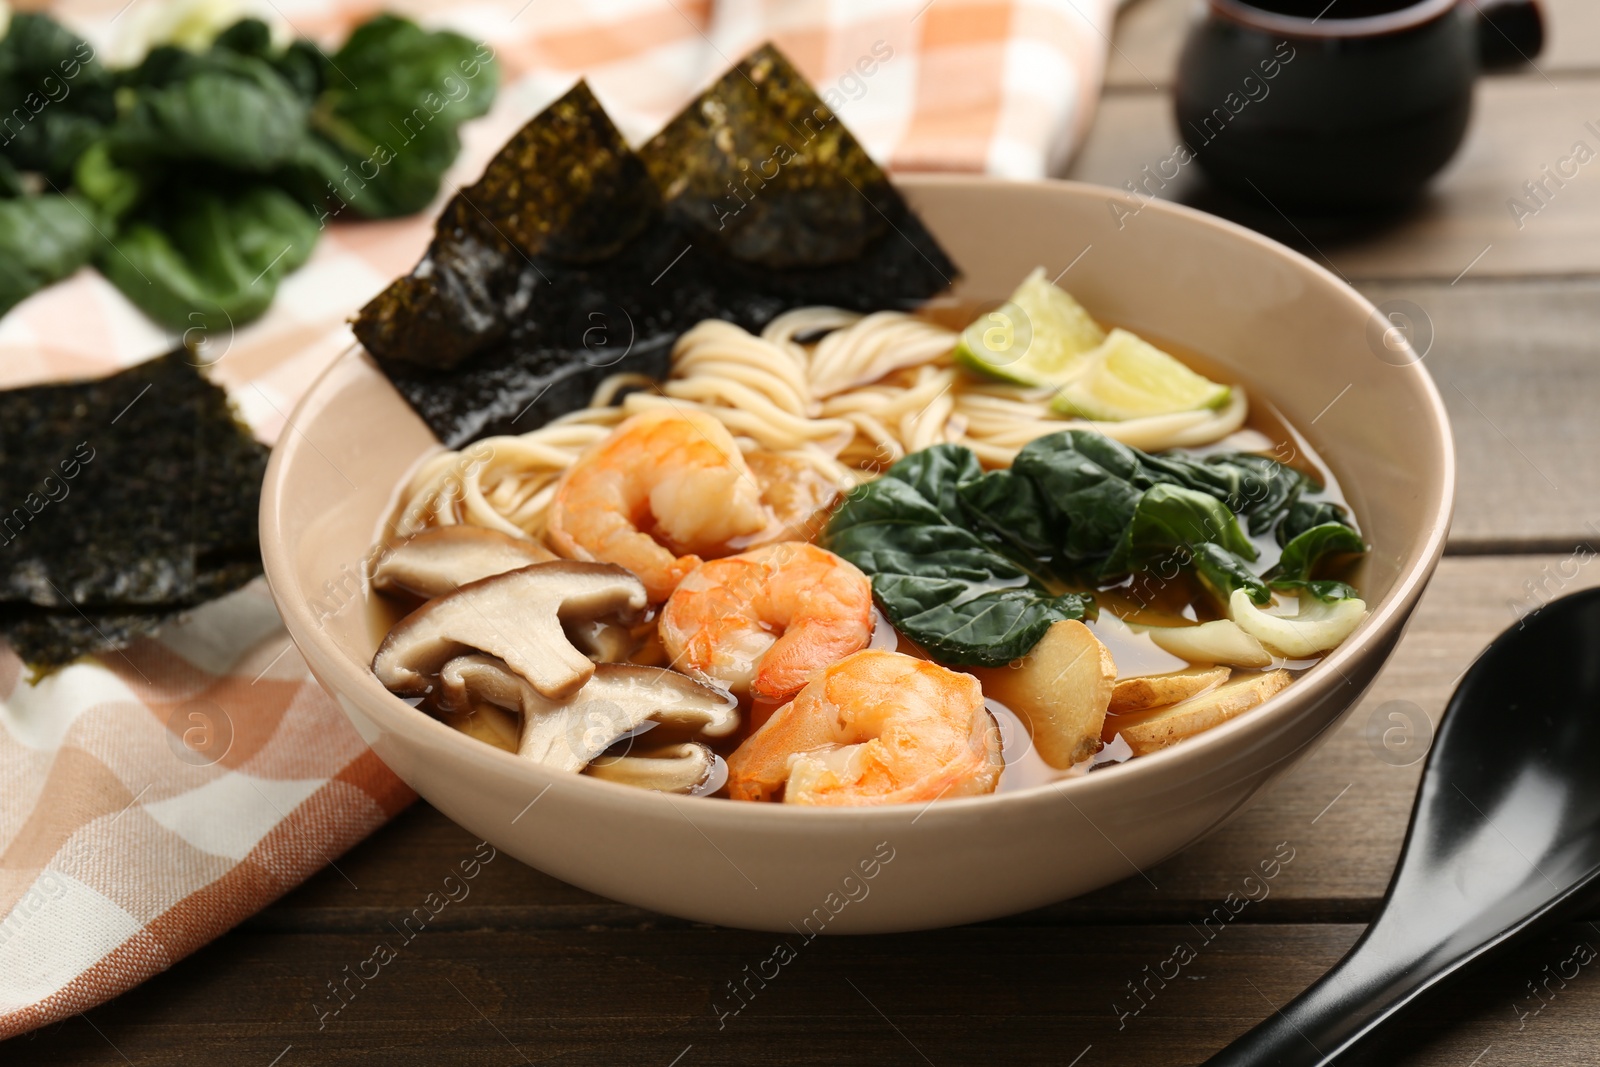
[0,12,497,332]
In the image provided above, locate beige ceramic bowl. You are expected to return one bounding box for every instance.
[260,176,1453,934]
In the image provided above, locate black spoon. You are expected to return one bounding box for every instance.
[1203,586,1600,1066]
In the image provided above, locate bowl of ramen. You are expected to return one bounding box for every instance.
[260,48,1452,932]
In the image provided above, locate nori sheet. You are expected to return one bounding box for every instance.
[0,606,173,669]
[640,43,902,269]
[357,43,959,449]
[0,351,267,668]
[0,557,261,669]
[353,81,658,371]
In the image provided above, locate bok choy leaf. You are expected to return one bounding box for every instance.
[826,429,1365,667]
[0,193,100,315]
[826,445,1091,667]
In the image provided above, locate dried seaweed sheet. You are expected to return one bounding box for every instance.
[641,43,908,269]
[376,219,704,447]
[358,44,958,449]
[0,351,268,663]
[0,556,262,669]
[353,81,658,372]
[0,606,173,669]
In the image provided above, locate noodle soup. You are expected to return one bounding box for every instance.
[365,273,1368,806]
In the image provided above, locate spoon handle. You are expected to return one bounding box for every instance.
[1201,922,1419,1066]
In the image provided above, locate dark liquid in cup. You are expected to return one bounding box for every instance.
[1233,0,1429,17]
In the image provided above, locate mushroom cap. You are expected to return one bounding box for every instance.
[432,655,738,773]
[587,742,722,794]
[371,526,555,602]
[372,561,647,701]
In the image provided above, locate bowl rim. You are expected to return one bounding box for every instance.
[260,173,1455,827]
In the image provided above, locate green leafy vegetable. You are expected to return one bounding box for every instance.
[826,445,1090,667]
[828,429,1365,667]
[1146,450,1317,536]
[894,444,985,524]
[955,468,1055,562]
[273,41,331,102]
[1266,521,1366,601]
[1000,431,1357,587]
[108,47,311,172]
[1192,542,1272,606]
[0,193,100,315]
[0,11,498,333]
[0,14,115,180]
[1009,432,1326,568]
[0,155,22,197]
[1273,521,1366,579]
[1009,431,1147,565]
[1010,432,1363,609]
[1101,484,1256,576]
[212,18,277,61]
[1279,497,1350,544]
[98,185,317,333]
[1274,578,1360,602]
[72,141,142,222]
[308,15,498,217]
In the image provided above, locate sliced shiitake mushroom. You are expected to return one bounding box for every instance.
[564,616,647,664]
[372,562,647,701]
[586,742,721,794]
[371,526,555,601]
[438,702,520,753]
[436,654,738,773]
[436,654,533,715]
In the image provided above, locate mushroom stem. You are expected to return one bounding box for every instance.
[435,655,739,773]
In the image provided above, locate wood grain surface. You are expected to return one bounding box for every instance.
[19,1,1600,1063]
[1361,278,1600,550]
[20,556,1600,1065]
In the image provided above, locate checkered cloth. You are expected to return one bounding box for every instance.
[0,0,1114,1037]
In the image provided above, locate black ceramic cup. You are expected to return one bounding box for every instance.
[1174,0,1544,212]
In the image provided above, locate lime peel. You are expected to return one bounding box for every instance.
[1050,328,1231,421]
[953,266,1106,386]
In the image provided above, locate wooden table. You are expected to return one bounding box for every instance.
[18,3,1600,1063]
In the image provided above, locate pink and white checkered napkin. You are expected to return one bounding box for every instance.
[0,0,1115,1037]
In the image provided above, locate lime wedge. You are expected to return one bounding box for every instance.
[1051,329,1230,421]
[953,267,1107,386]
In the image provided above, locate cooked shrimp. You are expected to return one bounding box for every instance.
[546,409,769,600]
[726,649,1004,805]
[660,542,873,703]
[743,450,842,546]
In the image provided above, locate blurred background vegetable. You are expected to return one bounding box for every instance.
[0,8,497,333]
[0,193,99,315]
